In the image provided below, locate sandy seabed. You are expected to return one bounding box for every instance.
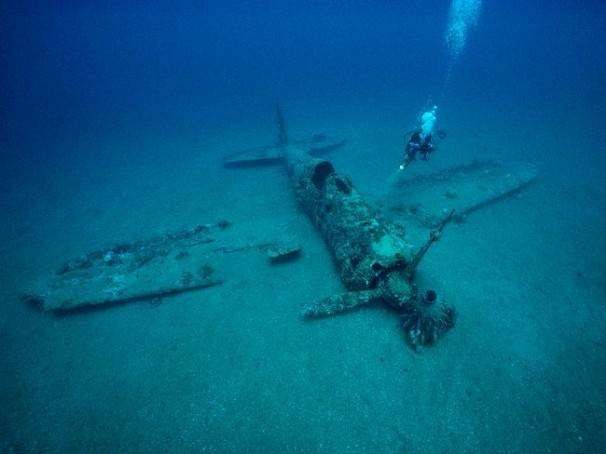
[1,111,605,453]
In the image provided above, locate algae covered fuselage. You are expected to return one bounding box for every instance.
[281,117,456,347]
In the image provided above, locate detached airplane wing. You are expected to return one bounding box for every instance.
[384,160,538,228]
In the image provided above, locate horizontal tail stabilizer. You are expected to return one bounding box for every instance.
[222,137,348,169]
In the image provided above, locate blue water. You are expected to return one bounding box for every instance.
[1,2,605,452]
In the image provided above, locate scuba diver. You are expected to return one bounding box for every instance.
[400,130,434,170]
[399,105,445,171]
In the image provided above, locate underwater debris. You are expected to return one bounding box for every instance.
[262,243,302,264]
[23,215,303,313]
[23,221,229,312]
[216,219,231,230]
[210,241,302,262]
[198,264,215,279]
[53,221,227,277]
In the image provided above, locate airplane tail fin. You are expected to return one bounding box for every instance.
[221,106,346,168]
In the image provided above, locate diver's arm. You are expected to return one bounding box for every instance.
[399,151,415,170]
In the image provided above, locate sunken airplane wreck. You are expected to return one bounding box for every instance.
[22,105,536,349]
[227,105,458,347]
[224,105,536,347]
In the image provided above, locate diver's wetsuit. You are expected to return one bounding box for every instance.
[402,131,434,168]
